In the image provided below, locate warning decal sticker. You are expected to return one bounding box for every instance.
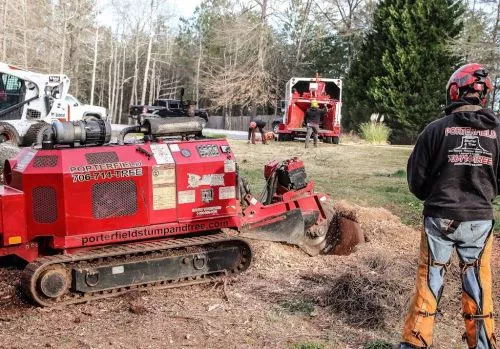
[178,190,196,204]
[169,144,180,152]
[224,159,236,173]
[152,165,176,210]
[219,186,236,200]
[150,144,175,164]
[187,173,225,188]
[192,206,221,216]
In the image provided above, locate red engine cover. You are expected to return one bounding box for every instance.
[0,139,240,260]
[283,157,304,172]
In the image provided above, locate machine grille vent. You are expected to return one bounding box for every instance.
[27,109,41,119]
[85,152,119,164]
[33,155,58,168]
[92,181,137,219]
[32,186,57,223]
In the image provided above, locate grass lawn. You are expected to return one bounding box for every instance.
[229,138,500,229]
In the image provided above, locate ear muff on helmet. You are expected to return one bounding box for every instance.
[472,82,489,106]
[473,82,485,92]
[449,83,460,101]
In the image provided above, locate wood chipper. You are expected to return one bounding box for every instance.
[276,75,342,144]
[0,117,362,307]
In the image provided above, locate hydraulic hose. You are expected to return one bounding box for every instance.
[118,125,143,145]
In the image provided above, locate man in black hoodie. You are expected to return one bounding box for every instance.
[304,100,327,148]
[400,64,498,349]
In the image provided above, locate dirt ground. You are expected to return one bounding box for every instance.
[0,140,498,349]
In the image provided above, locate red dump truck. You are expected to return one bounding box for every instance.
[276,76,342,144]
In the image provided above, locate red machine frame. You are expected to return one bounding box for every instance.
[0,139,329,263]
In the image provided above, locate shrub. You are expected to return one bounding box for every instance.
[359,122,391,144]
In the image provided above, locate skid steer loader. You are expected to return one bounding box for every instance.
[0,62,108,146]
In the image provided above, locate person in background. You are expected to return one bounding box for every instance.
[304,100,326,148]
[248,118,267,145]
[400,63,498,349]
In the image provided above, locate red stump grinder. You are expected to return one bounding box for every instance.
[0,117,362,307]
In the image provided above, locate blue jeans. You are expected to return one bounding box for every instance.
[400,217,495,349]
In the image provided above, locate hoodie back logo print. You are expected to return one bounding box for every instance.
[446,127,494,166]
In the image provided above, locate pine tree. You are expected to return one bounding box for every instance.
[344,0,464,143]
[342,30,385,131]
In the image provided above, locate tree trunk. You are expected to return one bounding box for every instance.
[22,0,28,68]
[118,44,126,124]
[111,44,119,123]
[257,0,268,70]
[491,77,498,112]
[60,16,67,74]
[129,30,140,122]
[99,68,104,106]
[195,36,202,108]
[156,79,161,101]
[490,0,500,111]
[90,27,99,105]
[68,6,81,96]
[294,0,312,75]
[140,33,153,105]
[108,39,113,114]
[148,58,156,105]
[2,0,7,62]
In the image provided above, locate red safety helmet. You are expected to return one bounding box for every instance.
[447,63,492,106]
[249,121,257,129]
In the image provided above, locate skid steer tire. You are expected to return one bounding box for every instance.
[332,136,340,144]
[0,122,20,145]
[83,115,100,122]
[23,122,51,146]
[0,142,21,167]
[324,136,333,144]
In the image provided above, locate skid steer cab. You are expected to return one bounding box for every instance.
[0,62,108,147]
[0,117,362,307]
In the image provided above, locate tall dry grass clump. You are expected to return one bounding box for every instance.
[359,122,391,144]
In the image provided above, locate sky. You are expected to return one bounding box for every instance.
[169,0,203,18]
[96,0,203,29]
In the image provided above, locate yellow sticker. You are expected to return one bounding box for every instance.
[153,186,177,210]
[152,165,176,210]
[152,166,175,185]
